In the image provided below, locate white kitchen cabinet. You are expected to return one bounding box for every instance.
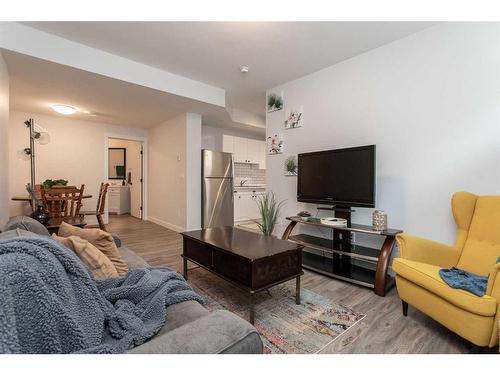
[222,135,266,168]
[108,185,130,215]
[246,139,261,164]
[234,190,266,223]
[233,136,248,163]
[222,134,234,154]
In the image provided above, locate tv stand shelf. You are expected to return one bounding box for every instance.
[283,216,403,296]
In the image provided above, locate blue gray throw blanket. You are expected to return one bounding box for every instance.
[439,268,488,297]
[0,237,203,354]
[439,257,500,297]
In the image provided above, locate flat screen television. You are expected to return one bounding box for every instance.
[297,145,376,207]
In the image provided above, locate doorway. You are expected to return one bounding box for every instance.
[107,137,144,219]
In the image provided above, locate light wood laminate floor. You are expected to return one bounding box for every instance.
[107,215,492,354]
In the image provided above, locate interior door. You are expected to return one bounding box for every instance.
[128,141,143,219]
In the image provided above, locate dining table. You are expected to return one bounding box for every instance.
[11,194,93,203]
[11,194,93,208]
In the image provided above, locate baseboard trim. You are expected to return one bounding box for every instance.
[147,216,185,233]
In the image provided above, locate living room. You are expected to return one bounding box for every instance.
[0,1,499,373]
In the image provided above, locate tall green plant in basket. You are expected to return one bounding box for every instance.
[254,192,285,236]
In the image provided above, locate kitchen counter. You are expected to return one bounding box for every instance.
[234,185,266,192]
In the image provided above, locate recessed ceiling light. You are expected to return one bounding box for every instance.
[51,104,77,115]
[240,65,249,74]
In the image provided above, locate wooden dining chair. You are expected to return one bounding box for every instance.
[41,185,85,219]
[79,182,109,231]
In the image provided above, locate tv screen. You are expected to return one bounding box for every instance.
[297,145,376,207]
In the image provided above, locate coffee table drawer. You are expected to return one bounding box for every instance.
[183,238,212,267]
[253,251,302,289]
[212,251,251,287]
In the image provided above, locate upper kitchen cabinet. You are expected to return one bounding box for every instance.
[233,136,248,163]
[222,134,234,154]
[223,135,266,169]
[246,139,261,164]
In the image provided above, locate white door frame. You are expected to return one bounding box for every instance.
[104,133,148,220]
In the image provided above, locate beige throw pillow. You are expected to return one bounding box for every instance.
[52,233,119,279]
[58,221,129,276]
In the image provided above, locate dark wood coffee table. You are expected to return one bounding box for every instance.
[181,226,304,324]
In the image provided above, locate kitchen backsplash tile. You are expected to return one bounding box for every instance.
[234,163,266,186]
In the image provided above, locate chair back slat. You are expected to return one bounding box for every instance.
[41,184,85,219]
[96,183,109,215]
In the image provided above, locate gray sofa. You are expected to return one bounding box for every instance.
[0,216,263,354]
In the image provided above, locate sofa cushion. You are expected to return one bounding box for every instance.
[52,233,119,279]
[0,228,43,240]
[58,221,128,276]
[119,246,149,269]
[128,309,262,354]
[393,258,496,316]
[3,216,50,237]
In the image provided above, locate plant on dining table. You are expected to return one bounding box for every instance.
[42,179,68,189]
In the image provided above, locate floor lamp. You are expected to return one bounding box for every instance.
[21,118,50,210]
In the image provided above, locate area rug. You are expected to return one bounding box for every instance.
[187,268,365,354]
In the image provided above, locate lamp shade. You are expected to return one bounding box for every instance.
[33,123,50,145]
[17,148,31,161]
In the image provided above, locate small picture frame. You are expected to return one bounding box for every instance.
[285,106,303,129]
[267,134,284,154]
[267,92,284,113]
[284,155,297,176]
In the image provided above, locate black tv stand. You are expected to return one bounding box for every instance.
[282,215,403,296]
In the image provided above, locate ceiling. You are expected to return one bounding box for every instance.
[4,50,265,135]
[23,22,435,116]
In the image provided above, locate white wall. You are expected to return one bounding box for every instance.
[266,23,500,244]
[148,114,186,231]
[202,125,264,151]
[0,52,9,228]
[186,113,202,231]
[8,111,148,223]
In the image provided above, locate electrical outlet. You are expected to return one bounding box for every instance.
[350,232,356,243]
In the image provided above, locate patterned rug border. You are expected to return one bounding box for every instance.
[314,313,366,353]
[186,266,366,354]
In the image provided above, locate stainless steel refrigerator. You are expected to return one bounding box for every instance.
[202,150,234,228]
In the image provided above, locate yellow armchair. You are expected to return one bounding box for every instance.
[393,192,500,348]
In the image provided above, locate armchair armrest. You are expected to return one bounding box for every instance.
[485,263,500,347]
[396,234,461,268]
[486,262,500,297]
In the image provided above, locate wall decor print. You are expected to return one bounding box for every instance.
[284,155,298,176]
[285,106,303,129]
[267,134,284,154]
[267,92,284,113]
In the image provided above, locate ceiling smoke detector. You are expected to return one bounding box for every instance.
[239,65,249,74]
